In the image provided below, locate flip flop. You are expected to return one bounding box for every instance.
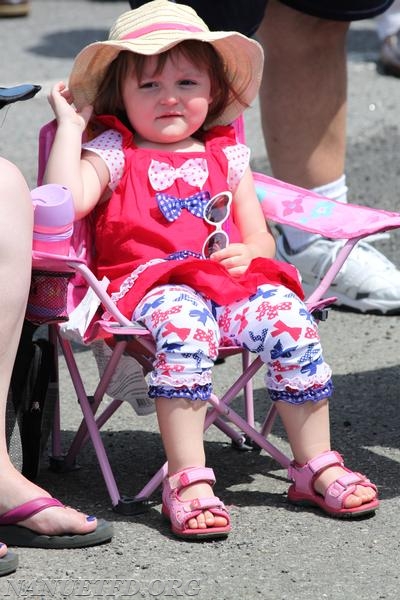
[0,550,18,577]
[0,497,113,548]
[0,84,41,109]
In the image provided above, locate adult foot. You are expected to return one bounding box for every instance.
[0,467,99,537]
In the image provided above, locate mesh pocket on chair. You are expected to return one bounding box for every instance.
[26,270,72,324]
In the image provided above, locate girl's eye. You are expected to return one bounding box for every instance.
[179,79,197,87]
[139,81,158,89]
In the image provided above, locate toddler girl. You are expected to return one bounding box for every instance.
[44,0,378,539]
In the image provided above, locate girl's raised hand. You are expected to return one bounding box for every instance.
[47,81,93,132]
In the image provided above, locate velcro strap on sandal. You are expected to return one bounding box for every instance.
[168,466,216,491]
[304,450,344,476]
[327,472,376,500]
[186,496,224,513]
[172,495,228,528]
[288,450,343,482]
[169,496,229,528]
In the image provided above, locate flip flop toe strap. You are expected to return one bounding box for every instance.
[0,498,64,525]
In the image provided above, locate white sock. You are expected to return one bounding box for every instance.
[375,0,400,41]
[281,174,348,252]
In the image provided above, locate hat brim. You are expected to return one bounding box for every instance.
[69,30,263,128]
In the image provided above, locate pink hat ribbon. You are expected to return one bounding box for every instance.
[121,23,204,40]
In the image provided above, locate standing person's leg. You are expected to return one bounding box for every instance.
[257,0,400,314]
[258,0,348,189]
[0,158,113,548]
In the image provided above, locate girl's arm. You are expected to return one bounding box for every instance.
[43,82,110,219]
[210,167,276,277]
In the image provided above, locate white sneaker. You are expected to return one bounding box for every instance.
[379,32,400,78]
[276,235,400,314]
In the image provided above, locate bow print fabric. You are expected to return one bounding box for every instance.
[156,191,211,222]
[148,158,209,191]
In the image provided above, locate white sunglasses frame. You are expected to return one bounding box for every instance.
[201,191,233,258]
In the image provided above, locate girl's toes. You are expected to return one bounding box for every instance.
[187,514,206,529]
[360,485,377,503]
[196,513,207,529]
[188,511,228,529]
[207,513,228,527]
[344,485,377,509]
[204,510,217,527]
[344,494,363,509]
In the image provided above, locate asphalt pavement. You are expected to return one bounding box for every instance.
[1,2,400,599]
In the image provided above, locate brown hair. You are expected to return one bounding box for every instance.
[94,40,247,130]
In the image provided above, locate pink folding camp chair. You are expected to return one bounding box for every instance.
[30,117,400,513]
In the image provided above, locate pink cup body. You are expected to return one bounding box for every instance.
[31,184,74,255]
[32,236,72,255]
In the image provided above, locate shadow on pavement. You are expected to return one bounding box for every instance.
[31,361,400,532]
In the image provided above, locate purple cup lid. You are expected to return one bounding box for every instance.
[31,184,75,228]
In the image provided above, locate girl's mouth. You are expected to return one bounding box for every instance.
[158,113,182,119]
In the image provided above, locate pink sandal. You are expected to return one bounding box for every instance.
[287,450,379,518]
[162,466,231,539]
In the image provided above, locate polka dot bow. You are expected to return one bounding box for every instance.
[148,158,209,191]
[156,191,211,222]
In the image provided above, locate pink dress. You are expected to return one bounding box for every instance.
[87,115,303,320]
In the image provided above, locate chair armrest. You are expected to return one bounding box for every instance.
[254,172,400,240]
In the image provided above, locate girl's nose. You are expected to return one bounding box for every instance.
[160,91,179,105]
[161,97,178,106]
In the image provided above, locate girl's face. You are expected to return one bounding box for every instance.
[121,52,213,145]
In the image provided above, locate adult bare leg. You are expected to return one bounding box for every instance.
[0,159,101,537]
[258,0,348,188]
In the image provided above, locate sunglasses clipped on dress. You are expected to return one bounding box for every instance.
[202,191,232,259]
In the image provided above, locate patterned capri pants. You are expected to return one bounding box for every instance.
[133,283,333,405]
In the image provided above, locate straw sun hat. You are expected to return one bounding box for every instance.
[68,0,264,128]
